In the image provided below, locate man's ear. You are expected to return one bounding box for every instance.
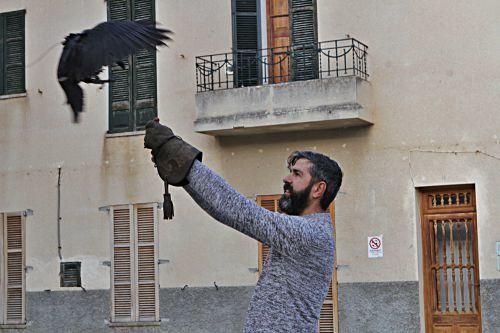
[311,181,327,199]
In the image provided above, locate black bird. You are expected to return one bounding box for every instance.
[57,20,171,122]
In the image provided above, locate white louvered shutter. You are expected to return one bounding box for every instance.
[111,206,134,322]
[318,283,335,332]
[1,212,25,325]
[318,204,339,333]
[134,205,159,322]
[256,195,280,273]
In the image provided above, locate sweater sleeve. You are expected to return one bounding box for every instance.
[183,160,328,257]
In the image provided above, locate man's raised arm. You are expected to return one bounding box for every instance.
[144,120,330,257]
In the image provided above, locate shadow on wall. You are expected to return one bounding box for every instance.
[215,126,373,148]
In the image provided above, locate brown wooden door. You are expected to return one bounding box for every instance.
[266,0,290,83]
[256,195,339,333]
[420,186,482,333]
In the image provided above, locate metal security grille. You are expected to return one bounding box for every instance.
[60,262,82,287]
[428,217,479,313]
[421,186,481,333]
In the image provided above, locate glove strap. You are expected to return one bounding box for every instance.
[163,182,174,220]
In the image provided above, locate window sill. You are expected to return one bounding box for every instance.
[0,92,27,100]
[105,130,145,138]
[108,320,161,327]
[0,323,28,329]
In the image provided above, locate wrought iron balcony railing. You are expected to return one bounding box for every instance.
[195,38,368,92]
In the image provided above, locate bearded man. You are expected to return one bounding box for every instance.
[144,119,343,333]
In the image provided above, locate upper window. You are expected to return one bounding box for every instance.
[107,0,157,133]
[0,10,26,96]
[231,0,318,86]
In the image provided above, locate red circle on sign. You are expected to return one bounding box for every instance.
[369,237,381,249]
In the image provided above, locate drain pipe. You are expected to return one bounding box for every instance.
[57,166,62,260]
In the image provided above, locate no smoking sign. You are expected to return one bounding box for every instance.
[368,235,383,258]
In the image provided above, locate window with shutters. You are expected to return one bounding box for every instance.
[256,195,339,333]
[231,0,317,86]
[0,10,26,96]
[288,0,318,81]
[109,203,159,325]
[232,0,261,87]
[0,212,26,327]
[107,0,157,133]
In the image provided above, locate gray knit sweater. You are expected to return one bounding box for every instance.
[184,160,335,333]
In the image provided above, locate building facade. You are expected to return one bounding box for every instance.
[0,0,499,332]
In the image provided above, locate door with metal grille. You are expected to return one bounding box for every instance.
[420,186,482,333]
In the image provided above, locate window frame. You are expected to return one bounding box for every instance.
[0,9,26,97]
[231,0,263,86]
[107,0,158,134]
[109,203,160,326]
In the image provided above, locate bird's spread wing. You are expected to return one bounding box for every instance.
[75,20,171,80]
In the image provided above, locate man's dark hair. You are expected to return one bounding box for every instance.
[286,151,343,210]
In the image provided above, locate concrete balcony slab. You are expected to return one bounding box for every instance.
[194,76,373,136]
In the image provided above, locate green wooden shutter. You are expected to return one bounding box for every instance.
[108,0,156,132]
[1,10,25,95]
[132,0,157,130]
[289,0,318,81]
[133,0,154,21]
[108,0,133,132]
[0,14,4,95]
[232,0,259,87]
[132,49,156,130]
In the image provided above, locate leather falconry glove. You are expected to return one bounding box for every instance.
[144,118,202,219]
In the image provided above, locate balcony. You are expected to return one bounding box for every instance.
[194,38,373,136]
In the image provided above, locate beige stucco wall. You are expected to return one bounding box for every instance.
[0,0,499,296]
[0,0,255,292]
[316,0,500,282]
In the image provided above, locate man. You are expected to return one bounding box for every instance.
[144,119,343,333]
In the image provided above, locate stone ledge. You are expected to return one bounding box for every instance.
[105,130,145,138]
[195,76,373,136]
[0,92,27,100]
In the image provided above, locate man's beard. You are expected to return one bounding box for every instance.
[278,181,314,216]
